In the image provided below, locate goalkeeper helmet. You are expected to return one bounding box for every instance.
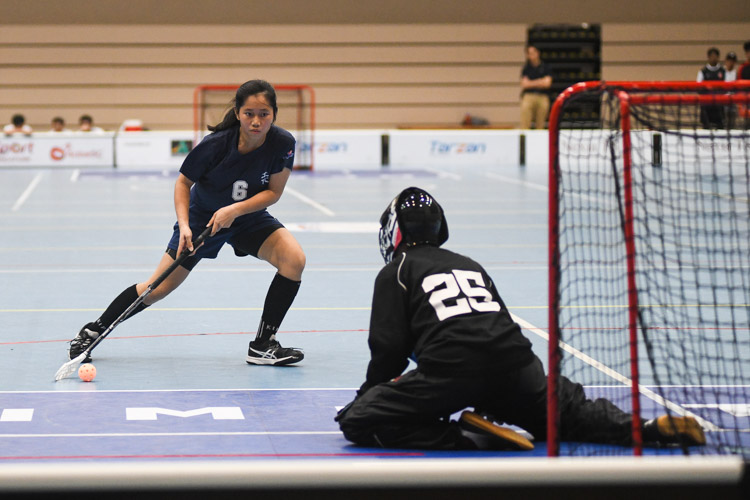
[379,187,448,264]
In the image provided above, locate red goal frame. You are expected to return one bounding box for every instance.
[547,80,750,457]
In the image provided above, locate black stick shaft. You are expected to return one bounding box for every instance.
[84,226,212,355]
[148,226,212,291]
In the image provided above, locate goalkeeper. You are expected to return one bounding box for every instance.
[335,187,707,451]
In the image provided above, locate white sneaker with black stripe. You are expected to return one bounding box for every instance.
[69,323,101,363]
[246,339,304,366]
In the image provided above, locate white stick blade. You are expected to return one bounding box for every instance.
[54,354,85,381]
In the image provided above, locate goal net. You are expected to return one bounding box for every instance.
[548,81,750,457]
[193,84,315,169]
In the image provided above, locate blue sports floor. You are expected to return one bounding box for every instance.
[0,164,747,467]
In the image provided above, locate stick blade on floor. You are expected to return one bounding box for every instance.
[54,352,87,381]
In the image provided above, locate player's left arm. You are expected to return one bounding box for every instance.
[207,168,291,234]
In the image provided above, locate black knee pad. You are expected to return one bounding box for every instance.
[165,248,201,271]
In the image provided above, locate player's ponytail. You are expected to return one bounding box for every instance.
[208,79,278,133]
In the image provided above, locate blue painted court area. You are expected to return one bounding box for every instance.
[0,388,543,460]
[2,385,744,461]
[0,389,385,460]
[0,165,747,467]
[0,165,552,463]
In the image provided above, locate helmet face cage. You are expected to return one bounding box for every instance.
[378,187,448,264]
[379,197,402,264]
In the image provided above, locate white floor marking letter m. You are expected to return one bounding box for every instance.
[126,407,245,420]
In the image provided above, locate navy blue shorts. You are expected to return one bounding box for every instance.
[166,213,284,271]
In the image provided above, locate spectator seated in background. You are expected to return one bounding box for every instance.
[519,45,552,130]
[50,116,69,133]
[78,114,105,133]
[3,114,33,136]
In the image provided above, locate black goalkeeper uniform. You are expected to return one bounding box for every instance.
[337,245,633,450]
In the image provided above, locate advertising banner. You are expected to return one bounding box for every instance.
[294,129,383,170]
[115,131,194,170]
[0,133,114,167]
[388,130,520,168]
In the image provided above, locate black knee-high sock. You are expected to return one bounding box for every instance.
[254,273,301,343]
[90,284,149,334]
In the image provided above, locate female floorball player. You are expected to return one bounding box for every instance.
[69,79,306,366]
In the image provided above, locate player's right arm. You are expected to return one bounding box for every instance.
[174,173,195,255]
[358,265,413,396]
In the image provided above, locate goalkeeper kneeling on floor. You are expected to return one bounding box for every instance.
[335,187,707,451]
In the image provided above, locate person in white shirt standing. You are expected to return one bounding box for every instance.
[723,52,739,128]
[724,52,738,82]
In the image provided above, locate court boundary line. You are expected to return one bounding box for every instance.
[0,452,424,461]
[1,329,369,346]
[0,242,546,252]
[510,313,721,431]
[2,384,746,394]
[0,388,358,394]
[11,172,43,212]
[9,302,748,313]
[0,306,372,314]
[283,187,336,216]
[484,172,548,192]
[0,431,343,439]
[9,263,744,274]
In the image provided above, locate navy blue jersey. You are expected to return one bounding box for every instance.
[180,124,295,225]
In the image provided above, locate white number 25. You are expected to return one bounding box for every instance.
[421,270,501,321]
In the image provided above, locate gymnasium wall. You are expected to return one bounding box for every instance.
[1,0,748,131]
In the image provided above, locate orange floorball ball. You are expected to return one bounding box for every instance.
[78,363,96,382]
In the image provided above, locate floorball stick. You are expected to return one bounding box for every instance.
[54,226,213,381]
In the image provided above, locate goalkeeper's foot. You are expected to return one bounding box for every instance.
[644,415,706,446]
[68,322,101,363]
[459,411,534,451]
[246,339,303,366]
